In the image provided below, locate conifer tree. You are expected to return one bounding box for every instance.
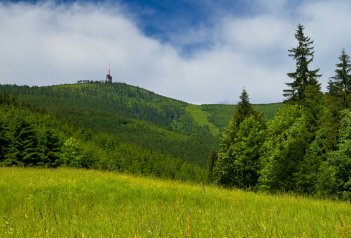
[40,130,63,167]
[220,89,258,151]
[283,24,321,103]
[328,49,351,108]
[213,89,265,188]
[7,118,41,166]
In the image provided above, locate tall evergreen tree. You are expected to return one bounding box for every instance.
[40,130,63,167]
[220,89,258,151]
[294,91,330,194]
[5,118,41,166]
[212,89,265,188]
[328,49,351,108]
[7,118,41,166]
[283,24,321,103]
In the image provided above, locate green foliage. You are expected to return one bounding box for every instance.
[256,24,344,196]
[0,83,217,166]
[252,103,283,119]
[259,105,305,191]
[7,118,42,166]
[60,137,83,168]
[293,86,332,193]
[318,110,351,199]
[185,104,219,135]
[284,24,321,103]
[0,82,283,178]
[202,103,282,133]
[0,105,65,167]
[259,88,332,193]
[0,98,207,182]
[40,130,63,167]
[207,151,217,183]
[213,90,266,188]
[220,89,261,151]
[230,115,266,187]
[328,49,351,109]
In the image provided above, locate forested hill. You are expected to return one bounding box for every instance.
[0,83,281,181]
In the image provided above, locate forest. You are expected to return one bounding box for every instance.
[209,24,351,200]
[1,24,350,200]
[0,92,208,182]
[0,73,279,184]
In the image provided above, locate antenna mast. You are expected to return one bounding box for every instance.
[105,64,112,83]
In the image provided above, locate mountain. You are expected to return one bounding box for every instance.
[0,83,282,181]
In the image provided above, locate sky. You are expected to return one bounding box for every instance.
[1,0,351,104]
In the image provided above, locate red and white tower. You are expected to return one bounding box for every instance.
[105,64,112,83]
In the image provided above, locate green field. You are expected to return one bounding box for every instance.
[1,168,350,237]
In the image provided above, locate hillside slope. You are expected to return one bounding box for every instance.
[1,168,350,237]
[0,83,282,166]
[0,96,208,181]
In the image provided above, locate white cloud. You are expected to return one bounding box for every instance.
[298,0,351,87]
[1,1,351,104]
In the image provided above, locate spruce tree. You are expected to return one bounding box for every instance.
[283,24,321,103]
[40,130,63,167]
[220,89,258,151]
[7,118,41,166]
[213,89,265,188]
[328,49,351,108]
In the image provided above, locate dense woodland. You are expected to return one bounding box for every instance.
[209,24,351,200]
[0,93,209,182]
[0,83,226,165]
[0,73,279,184]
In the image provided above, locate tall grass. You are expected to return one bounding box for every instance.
[1,168,350,237]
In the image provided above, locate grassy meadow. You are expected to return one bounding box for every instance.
[1,168,351,237]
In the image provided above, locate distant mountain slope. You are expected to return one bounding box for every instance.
[202,103,282,133]
[185,104,220,135]
[0,83,282,166]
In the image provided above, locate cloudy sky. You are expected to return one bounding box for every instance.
[1,0,351,104]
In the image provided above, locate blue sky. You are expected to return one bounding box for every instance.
[1,0,351,104]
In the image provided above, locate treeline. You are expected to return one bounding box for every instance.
[0,83,202,134]
[0,94,206,182]
[209,24,351,200]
